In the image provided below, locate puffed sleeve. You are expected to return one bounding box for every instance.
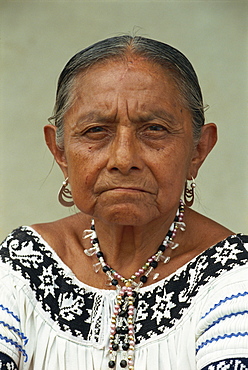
[196,264,248,370]
[0,252,28,367]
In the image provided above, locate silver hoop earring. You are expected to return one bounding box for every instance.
[184,177,196,207]
[58,177,74,207]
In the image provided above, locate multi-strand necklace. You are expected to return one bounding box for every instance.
[83,200,185,369]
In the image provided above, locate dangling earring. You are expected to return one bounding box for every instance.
[184,177,196,207]
[58,177,74,207]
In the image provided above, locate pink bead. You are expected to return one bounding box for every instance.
[135,272,140,277]
[110,329,115,335]
[128,324,134,330]
[128,360,134,366]
[148,258,153,262]
[138,268,144,274]
[130,340,135,346]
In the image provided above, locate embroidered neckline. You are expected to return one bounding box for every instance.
[11,226,245,293]
[0,227,247,347]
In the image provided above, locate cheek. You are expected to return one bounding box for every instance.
[153,148,192,194]
[65,147,107,200]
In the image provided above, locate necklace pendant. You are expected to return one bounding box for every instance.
[166,240,179,250]
[106,275,113,286]
[84,246,98,256]
[175,221,186,231]
[159,255,171,264]
[153,272,160,280]
[82,229,96,239]
[93,262,101,273]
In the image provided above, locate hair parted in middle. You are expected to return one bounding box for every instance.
[49,35,207,149]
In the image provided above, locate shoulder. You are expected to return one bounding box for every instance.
[195,236,248,367]
[191,233,248,286]
[31,212,91,252]
[183,207,236,253]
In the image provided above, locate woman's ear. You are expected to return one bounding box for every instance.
[189,123,217,179]
[44,124,68,177]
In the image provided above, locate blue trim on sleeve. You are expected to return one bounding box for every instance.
[0,334,28,362]
[196,332,248,354]
[201,291,248,320]
[202,310,248,334]
[0,321,28,345]
[0,305,20,323]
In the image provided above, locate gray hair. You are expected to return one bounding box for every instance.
[49,35,206,149]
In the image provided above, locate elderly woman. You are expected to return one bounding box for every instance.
[0,35,247,370]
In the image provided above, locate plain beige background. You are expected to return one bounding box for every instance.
[1,0,248,241]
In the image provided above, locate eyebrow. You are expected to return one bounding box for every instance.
[134,110,177,124]
[75,111,117,125]
[74,108,177,126]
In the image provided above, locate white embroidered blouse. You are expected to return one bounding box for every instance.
[0,227,248,370]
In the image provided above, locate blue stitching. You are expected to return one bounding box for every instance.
[203,310,248,334]
[0,334,28,362]
[196,331,248,353]
[0,321,28,345]
[201,292,248,319]
[0,304,20,323]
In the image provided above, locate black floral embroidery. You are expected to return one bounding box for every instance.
[0,352,18,370]
[202,358,248,370]
[0,228,248,345]
[0,228,97,340]
[134,235,248,344]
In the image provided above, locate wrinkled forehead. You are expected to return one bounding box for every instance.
[63,57,192,133]
[72,56,183,100]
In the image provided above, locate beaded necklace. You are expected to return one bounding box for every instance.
[83,200,185,369]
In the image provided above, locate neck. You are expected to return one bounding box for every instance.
[86,201,184,279]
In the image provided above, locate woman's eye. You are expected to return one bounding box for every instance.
[147,125,165,131]
[140,123,168,140]
[82,125,109,140]
[87,126,105,133]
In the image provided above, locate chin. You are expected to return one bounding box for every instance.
[94,204,159,226]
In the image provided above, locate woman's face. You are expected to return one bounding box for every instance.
[56,59,200,226]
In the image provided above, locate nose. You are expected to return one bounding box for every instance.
[106,126,143,175]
